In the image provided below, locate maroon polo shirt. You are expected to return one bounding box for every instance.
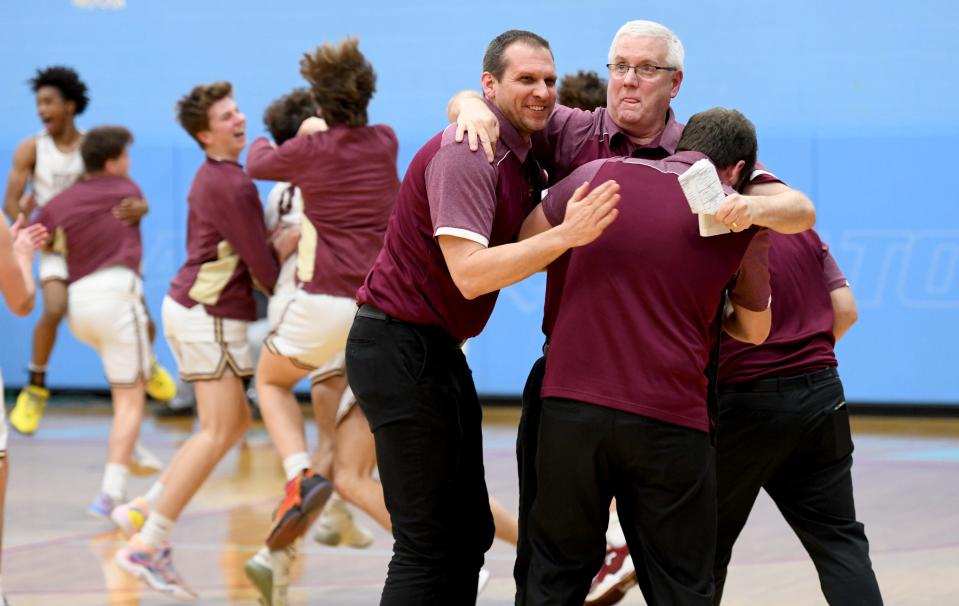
[540,153,771,432]
[247,124,400,297]
[533,105,685,184]
[168,158,279,321]
[719,230,847,384]
[357,101,543,341]
[36,174,143,284]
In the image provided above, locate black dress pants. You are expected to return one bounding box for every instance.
[714,369,883,605]
[513,355,546,605]
[520,397,716,606]
[346,313,495,606]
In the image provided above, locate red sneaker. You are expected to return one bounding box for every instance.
[585,543,637,606]
[265,469,333,549]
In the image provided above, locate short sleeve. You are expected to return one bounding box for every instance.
[425,133,498,247]
[821,241,849,291]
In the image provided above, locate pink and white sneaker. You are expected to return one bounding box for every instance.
[115,536,197,602]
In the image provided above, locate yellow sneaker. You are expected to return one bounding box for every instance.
[145,358,176,402]
[10,384,49,435]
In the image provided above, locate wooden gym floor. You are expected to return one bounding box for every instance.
[2,398,957,605]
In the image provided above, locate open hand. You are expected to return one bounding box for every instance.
[559,180,620,247]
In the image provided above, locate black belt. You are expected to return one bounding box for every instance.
[720,367,838,394]
[356,303,390,321]
[355,304,466,348]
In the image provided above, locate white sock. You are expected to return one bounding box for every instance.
[251,546,271,567]
[606,510,626,548]
[140,511,174,549]
[143,481,164,507]
[101,463,130,501]
[282,452,312,482]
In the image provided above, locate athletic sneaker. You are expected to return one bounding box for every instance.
[111,496,149,538]
[265,469,332,550]
[145,357,177,402]
[115,536,197,602]
[10,384,49,435]
[244,545,296,606]
[88,493,117,520]
[584,543,637,606]
[130,441,163,476]
[312,496,374,548]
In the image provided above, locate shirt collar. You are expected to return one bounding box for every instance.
[485,98,532,164]
[606,107,684,156]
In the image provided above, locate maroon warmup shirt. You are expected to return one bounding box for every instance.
[539,153,771,432]
[247,124,400,297]
[168,158,279,321]
[719,230,847,384]
[36,174,143,284]
[357,101,543,341]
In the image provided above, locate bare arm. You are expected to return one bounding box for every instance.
[3,138,36,220]
[448,90,499,163]
[0,215,46,316]
[723,298,771,345]
[439,180,619,300]
[715,181,816,234]
[830,285,858,341]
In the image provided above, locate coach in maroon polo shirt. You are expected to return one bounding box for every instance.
[713,232,883,605]
[517,108,772,605]
[345,30,620,606]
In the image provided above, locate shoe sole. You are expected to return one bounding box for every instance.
[585,570,638,606]
[114,551,197,603]
[265,480,333,550]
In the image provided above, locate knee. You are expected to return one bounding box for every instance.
[332,470,363,505]
[210,407,252,449]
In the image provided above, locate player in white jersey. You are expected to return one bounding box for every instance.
[3,66,175,437]
[0,209,49,606]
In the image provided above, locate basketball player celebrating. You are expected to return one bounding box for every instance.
[35,126,155,519]
[242,39,399,603]
[4,66,175,436]
[113,82,295,602]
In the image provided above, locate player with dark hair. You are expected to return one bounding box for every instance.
[558,70,607,111]
[35,125,157,520]
[4,65,175,436]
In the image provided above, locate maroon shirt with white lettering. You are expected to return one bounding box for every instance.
[540,153,771,432]
[36,174,143,284]
[247,125,399,297]
[357,101,543,341]
[168,158,279,321]
[719,230,847,384]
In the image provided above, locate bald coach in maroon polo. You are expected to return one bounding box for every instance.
[345,30,620,605]
[517,108,772,605]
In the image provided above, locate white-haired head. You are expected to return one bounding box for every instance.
[608,20,684,70]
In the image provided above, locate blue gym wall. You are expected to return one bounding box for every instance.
[1,1,956,405]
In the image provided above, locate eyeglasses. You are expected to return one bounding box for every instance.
[606,63,677,80]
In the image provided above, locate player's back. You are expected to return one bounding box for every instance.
[37,174,143,284]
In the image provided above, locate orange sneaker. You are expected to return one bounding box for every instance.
[265,469,332,550]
